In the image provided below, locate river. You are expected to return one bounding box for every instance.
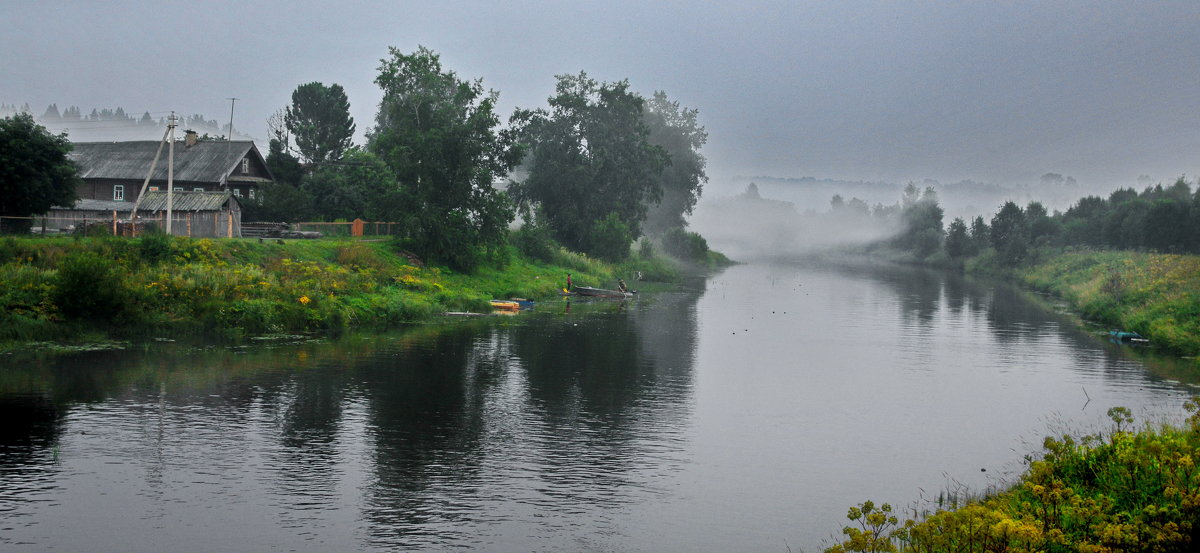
[1,261,1196,552]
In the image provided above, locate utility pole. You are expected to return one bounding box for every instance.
[225,97,238,191]
[167,112,176,234]
[226,97,238,141]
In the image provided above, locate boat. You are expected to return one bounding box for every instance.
[571,286,635,299]
[1109,330,1149,344]
[489,300,521,311]
[509,298,536,309]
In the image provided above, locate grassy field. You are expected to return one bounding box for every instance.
[0,233,681,348]
[1018,250,1200,357]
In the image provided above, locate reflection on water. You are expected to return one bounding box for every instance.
[0,262,1195,552]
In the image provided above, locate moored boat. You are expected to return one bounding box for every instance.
[571,286,635,299]
[1109,330,1149,344]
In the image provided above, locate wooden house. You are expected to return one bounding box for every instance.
[68,131,273,204]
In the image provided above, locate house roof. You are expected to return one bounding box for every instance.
[66,190,237,212]
[69,140,269,184]
[133,190,237,211]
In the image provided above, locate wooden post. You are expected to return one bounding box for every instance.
[112,210,117,235]
[227,211,233,238]
[187,212,192,237]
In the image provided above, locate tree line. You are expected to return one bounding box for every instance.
[244,46,708,271]
[832,177,1200,266]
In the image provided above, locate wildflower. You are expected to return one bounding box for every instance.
[299,295,311,305]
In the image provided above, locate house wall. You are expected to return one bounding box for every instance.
[75,180,216,201]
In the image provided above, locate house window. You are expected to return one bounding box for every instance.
[241,158,249,174]
[233,188,242,197]
[193,187,204,192]
[248,188,256,199]
[149,186,160,191]
[113,185,124,201]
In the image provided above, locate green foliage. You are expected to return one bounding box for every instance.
[302,148,397,222]
[511,220,560,262]
[661,226,710,262]
[1,235,668,344]
[284,81,356,164]
[241,180,314,223]
[1019,250,1200,356]
[826,400,1200,553]
[967,216,990,256]
[891,185,944,260]
[587,212,633,262]
[0,113,80,233]
[510,72,667,256]
[369,46,519,272]
[52,251,129,321]
[825,501,904,553]
[944,217,969,259]
[642,91,708,236]
[990,201,1028,266]
[265,138,305,186]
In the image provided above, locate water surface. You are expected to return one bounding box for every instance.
[1,261,1195,552]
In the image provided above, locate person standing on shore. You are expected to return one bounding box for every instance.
[565,273,573,292]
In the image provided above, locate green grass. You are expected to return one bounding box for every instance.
[1018,250,1200,357]
[0,234,687,349]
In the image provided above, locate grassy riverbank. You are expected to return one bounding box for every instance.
[825,401,1200,553]
[0,233,690,349]
[1014,250,1200,358]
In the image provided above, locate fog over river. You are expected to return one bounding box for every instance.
[1,261,1196,552]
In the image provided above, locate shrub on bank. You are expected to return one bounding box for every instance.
[825,399,1200,553]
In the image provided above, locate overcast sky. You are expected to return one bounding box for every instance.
[3,1,1198,190]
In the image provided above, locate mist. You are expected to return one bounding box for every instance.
[4,2,1199,191]
[689,182,900,261]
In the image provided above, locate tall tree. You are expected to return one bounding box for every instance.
[990,201,1028,266]
[894,186,944,259]
[369,46,520,271]
[641,91,708,236]
[0,113,80,233]
[510,72,667,258]
[945,217,969,259]
[285,82,356,165]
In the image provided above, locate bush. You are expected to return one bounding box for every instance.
[511,222,559,262]
[136,230,174,264]
[587,213,632,262]
[52,252,129,321]
[662,226,709,262]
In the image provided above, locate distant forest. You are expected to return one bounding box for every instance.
[0,102,244,142]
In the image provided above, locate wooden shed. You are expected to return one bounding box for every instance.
[47,190,242,238]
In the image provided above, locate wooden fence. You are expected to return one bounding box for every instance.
[3,211,239,238]
[293,219,403,238]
